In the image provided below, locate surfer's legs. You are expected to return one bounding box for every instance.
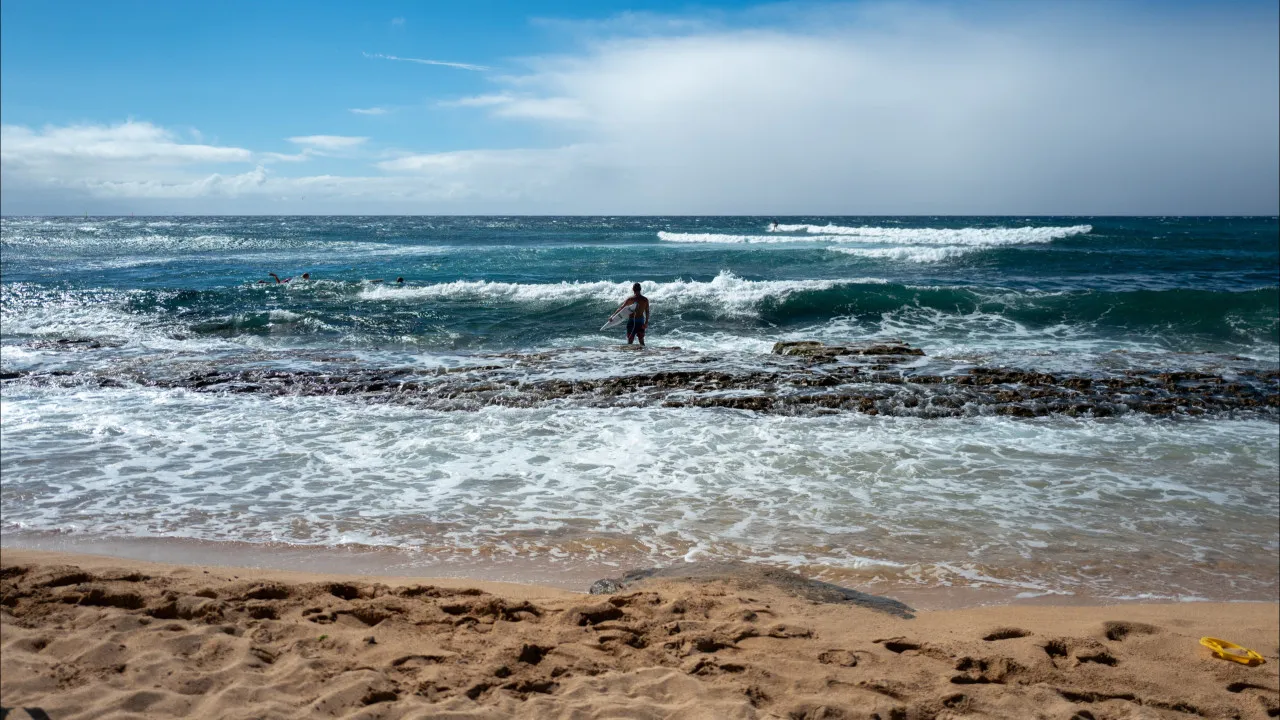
[626,317,645,345]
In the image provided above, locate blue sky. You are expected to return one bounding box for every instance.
[2,0,1277,214]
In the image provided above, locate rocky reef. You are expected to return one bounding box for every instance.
[771,340,925,359]
[4,341,1276,420]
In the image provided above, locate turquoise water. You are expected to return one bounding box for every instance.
[1,216,1277,602]
[2,216,1276,358]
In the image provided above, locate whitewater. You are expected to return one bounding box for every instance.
[2,216,1277,604]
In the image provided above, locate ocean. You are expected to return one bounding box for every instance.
[1,216,1277,605]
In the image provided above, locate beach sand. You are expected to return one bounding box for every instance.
[1,549,1276,719]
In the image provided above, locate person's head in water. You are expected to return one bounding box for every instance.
[301,273,310,280]
[633,283,642,296]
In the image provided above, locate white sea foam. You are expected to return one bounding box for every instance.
[0,284,335,357]
[359,270,886,310]
[774,309,1187,371]
[0,227,448,260]
[827,245,976,262]
[658,225,1090,254]
[657,231,847,244]
[1,387,1275,600]
[769,223,1093,245]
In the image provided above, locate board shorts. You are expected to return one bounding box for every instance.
[626,316,647,342]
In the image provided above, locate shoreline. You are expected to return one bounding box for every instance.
[0,549,580,602]
[6,537,1273,612]
[3,548,1277,718]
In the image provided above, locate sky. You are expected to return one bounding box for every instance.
[1,0,1277,215]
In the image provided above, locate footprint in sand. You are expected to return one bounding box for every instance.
[873,637,920,654]
[817,649,858,667]
[1102,620,1159,641]
[1044,637,1121,667]
[982,627,1031,641]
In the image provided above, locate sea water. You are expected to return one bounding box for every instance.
[1,216,1277,603]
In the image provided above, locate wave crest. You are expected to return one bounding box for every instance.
[659,224,1092,250]
[359,271,888,309]
[769,223,1092,245]
[827,246,976,263]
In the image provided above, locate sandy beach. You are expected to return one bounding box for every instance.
[2,549,1276,719]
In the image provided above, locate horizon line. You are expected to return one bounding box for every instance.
[3,213,1279,219]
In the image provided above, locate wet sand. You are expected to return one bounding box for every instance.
[2,549,1277,719]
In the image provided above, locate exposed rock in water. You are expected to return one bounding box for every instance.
[772,340,925,359]
[588,561,915,619]
[4,343,1275,421]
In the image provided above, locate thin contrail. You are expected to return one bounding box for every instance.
[363,52,490,72]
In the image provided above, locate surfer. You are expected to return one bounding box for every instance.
[266,272,310,284]
[612,283,650,346]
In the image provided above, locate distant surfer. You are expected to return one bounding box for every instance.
[769,222,779,232]
[265,272,310,284]
[612,283,650,347]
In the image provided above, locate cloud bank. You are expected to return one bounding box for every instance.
[3,2,1277,214]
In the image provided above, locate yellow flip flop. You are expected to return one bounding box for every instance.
[1200,637,1266,666]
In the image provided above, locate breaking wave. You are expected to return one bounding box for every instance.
[827,246,976,262]
[358,270,888,307]
[767,223,1093,245]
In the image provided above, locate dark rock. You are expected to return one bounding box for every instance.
[772,340,925,358]
[588,561,915,619]
[771,341,826,356]
[13,344,1274,422]
[588,579,625,595]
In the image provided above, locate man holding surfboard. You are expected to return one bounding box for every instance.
[604,283,650,346]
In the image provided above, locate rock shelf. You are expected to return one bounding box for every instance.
[5,341,1276,420]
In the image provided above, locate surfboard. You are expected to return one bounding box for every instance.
[601,302,636,331]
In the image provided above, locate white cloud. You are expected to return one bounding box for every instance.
[0,120,250,167]
[443,93,588,120]
[439,93,516,108]
[363,51,490,72]
[493,97,590,121]
[349,106,390,115]
[90,166,269,198]
[286,135,368,150]
[259,150,313,163]
[377,147,581,173]
[0,119,601,212]
[0,120,270,206]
